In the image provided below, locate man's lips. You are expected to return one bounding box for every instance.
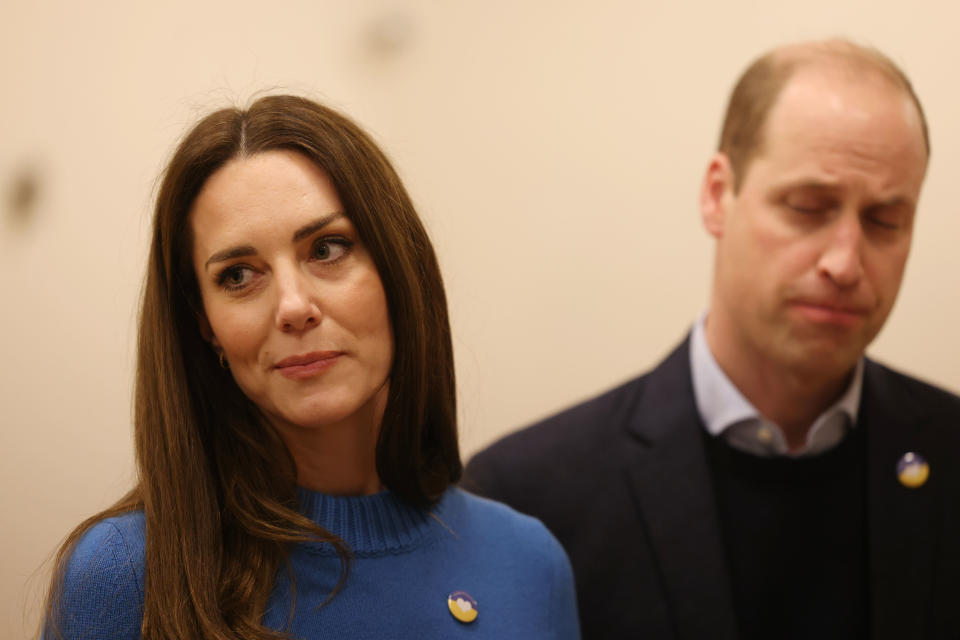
[274,351,343,378]
[789,300,870,326]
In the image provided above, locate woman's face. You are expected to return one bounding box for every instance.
[190,150,394,436]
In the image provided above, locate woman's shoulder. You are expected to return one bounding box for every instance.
[443,486,541,523]
[66,511,146,581]
[437,488,581,637]
[46,511,146,639]
[440,487,568,560]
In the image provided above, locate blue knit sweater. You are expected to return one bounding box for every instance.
[47,488,580,639]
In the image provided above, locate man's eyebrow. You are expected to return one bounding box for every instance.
[778,179,842,193]
[293,213,343,243]
[776,181,916,208]
[205,245,256,270]
[871,195,915,210]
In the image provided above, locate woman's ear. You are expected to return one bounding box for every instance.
[197,311,220,349]
[700,152,735,239]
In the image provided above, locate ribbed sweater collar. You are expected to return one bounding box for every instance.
[295,487,439,556]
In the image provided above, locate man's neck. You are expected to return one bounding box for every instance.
[704,316,854,452]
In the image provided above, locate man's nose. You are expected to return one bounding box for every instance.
[817,213,864,289]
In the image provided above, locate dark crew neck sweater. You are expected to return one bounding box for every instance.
[702,426,869,639]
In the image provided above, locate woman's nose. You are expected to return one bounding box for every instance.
[274,268,320,332]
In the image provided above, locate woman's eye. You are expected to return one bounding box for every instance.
[217,265,255,291]
[311,237,352,262]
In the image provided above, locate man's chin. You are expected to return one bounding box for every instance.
[779,337,864,379]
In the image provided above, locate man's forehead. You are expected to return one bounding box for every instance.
[760,68,926,158]
[737,70,929,201]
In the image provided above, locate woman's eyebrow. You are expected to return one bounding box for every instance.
[203,213,346,271]
[292,212,343,242]
[205,245,256,270]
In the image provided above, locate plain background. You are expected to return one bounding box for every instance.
[3,1,959,636]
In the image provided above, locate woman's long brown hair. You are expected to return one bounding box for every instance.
[43,95,462,639]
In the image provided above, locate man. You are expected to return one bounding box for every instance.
[462,40,960,639]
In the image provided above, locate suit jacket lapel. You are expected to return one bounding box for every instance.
[618,347,945,638]
[865,360,940,639]
[623,340,739,640]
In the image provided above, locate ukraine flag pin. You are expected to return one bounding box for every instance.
[447,590,478,623]
[897,452,930,489]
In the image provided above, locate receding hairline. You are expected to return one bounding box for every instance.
[718,39,930,189]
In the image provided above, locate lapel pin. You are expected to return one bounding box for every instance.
[447,590,478,623]
[756,425,773,444]
[897,452,929,489]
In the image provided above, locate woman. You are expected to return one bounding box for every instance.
[43,95,579,639]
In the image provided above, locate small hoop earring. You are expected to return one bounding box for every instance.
[218,351,229,370]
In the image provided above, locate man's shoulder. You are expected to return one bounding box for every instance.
[461,339,695,505]
[467,339,691,468]
[460,371,648,507]
[865,358,960,415]
[472,371,651,466]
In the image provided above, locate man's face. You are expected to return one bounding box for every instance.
[702,67,928,378]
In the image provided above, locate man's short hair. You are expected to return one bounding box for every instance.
[718,39,930,191]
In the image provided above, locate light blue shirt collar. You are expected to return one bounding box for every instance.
[689,313,864,457]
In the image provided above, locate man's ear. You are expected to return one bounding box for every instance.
[197,311,220,350]
[700,152,735,239]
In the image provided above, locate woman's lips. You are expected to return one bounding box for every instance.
[274,351,343,379]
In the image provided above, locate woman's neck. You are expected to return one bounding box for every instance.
[272,387,386,496]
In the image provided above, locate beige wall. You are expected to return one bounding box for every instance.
[3,1,959,636]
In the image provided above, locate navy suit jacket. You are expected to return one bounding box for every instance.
[462,339,960,639]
